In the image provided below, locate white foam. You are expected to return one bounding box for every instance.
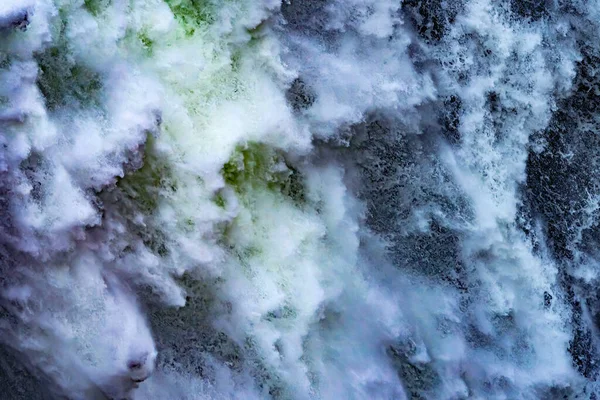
[0,0,594,398]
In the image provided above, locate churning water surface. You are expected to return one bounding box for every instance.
[0,0,599,399]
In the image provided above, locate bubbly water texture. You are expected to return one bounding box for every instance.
[1,0,600,398]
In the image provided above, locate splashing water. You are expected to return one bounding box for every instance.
[1,0,600,398]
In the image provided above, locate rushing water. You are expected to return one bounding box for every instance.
[1,0,600,398]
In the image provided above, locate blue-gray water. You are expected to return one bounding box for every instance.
[0,0,598,398]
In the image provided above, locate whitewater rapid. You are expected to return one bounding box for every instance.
[1,0,600,398]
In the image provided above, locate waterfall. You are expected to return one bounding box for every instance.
[0,0,598,398]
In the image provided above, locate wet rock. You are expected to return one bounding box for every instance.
[286,78,316,112]
[510,0,554,21]
[402,0,463,43]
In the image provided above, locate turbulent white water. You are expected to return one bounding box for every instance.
[1,0,600,398]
